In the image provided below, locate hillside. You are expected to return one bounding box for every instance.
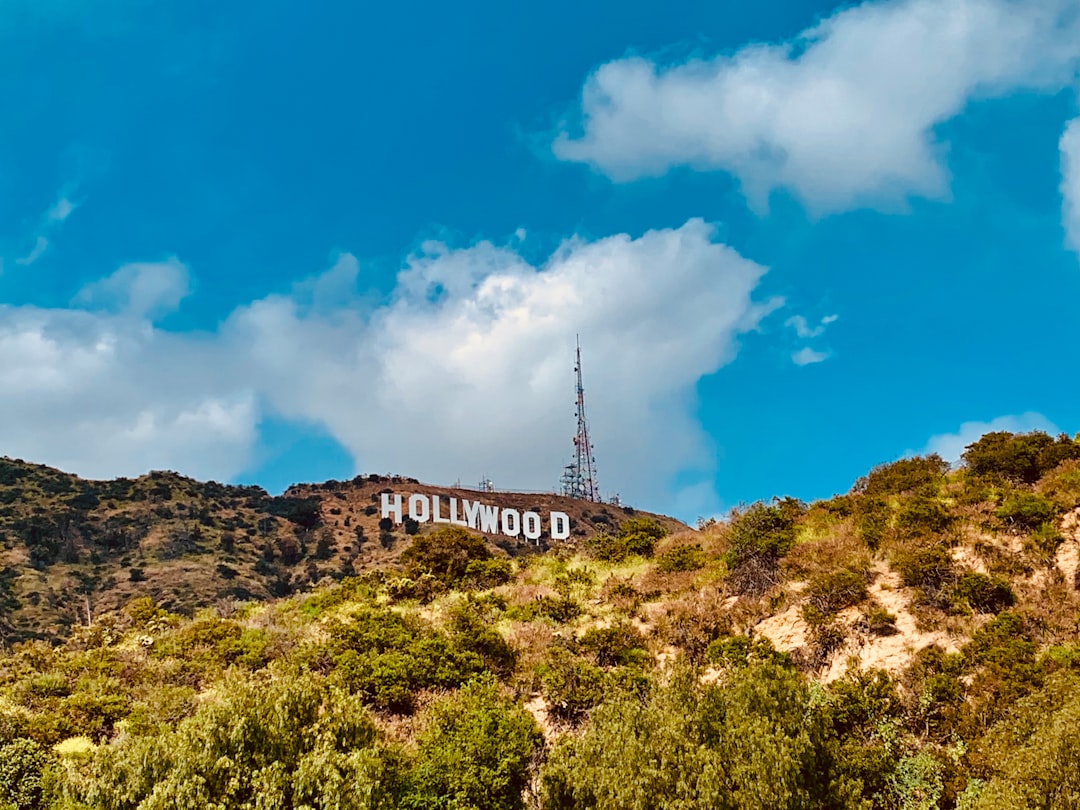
[2,430,1080,809]
[0,458,685,645]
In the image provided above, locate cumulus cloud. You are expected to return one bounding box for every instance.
[916,412,1060,462]
[554,0,1080,214]
[0,219,782,514]
[229,219,779,510]
[1061,117,1080,253]
[0,304,258,481]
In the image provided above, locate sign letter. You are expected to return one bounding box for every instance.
[551,511,570,540]
[501,508,521,538]
[463,499,482,529]
[381,493,402,523]
[478,503,499,534]
[408,494,430,523]
[522,511,542,542]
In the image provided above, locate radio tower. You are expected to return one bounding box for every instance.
[560,336,600,501]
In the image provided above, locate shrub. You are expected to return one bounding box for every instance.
[616,517,667,557]
[539,662,858,809]
[854,454,950,497]
[950,573,1014,614]
[0,738,48,810]
[539,646,608,722]
[400,526,493,587]
[854,496,891,550]
[655,543,706,573]
[404,675,543,810]
[995,491,1056,531]
[963,431,1080,484]
[1037,458,1080,510]
[801,569,869,626]
[578,622,649,668]
[892,544,954,591]
[859,602,898,636]
[66,672,396,810]
[895,496,954,539]
[463,558,513,590]
[329,606,487,712]
[587,517,667,562]
[724,500,802,597]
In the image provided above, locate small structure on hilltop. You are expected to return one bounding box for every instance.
[559,336,601,502]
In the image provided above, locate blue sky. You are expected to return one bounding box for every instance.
[1,0,1078,521]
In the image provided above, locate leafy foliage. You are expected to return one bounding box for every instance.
[962,431,1080,485]
[724,499,803,596]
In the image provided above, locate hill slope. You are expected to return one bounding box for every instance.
[0,458,685,644]
[3,430,1080,809]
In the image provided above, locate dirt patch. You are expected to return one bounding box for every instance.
[821,562,961,682]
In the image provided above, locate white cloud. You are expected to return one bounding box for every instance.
[786,313,838,338]
[228,218,779,510]
[554,0,1080,214]
[0,305,258,481]
[48,196,78,222]
[15,236,49,266]
[792,347,830,366]
[1061,116,1080,253]
[75,258,192,320]
[0,219,781,515]
[916,412,1060,462]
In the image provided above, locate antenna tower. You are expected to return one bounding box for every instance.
[560,336,600,501]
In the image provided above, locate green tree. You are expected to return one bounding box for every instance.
[62,671,398,810]
[0,739,48,810]
[403,676,542,810]
[539,662,864,810]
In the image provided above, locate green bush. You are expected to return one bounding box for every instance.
[400,526,494,587]
[65,672,398,810]
[0,738,48,810]
[895,496,954,539]
[329,607,486,712]
[617,517,667,557]
[403,675,542,810]
[854,454,950,497]
[539,662,859,809]
[724,499,802,597]
[1037,458,1080,510]
[463,557,513,589]
[963,431,1080,485]
[892,544,954,591]
[950,573,1014,614]
[655,544,706,573]
[995,491,1056,531]
[539,646,608,723]
[578,622,649,668]
[801,569,869,626]
[587,517,668,562]
[854,496,891,550]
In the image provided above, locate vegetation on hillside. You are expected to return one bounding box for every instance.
[2,430,1080,808]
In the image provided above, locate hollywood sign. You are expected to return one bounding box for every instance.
[381,493,571,543]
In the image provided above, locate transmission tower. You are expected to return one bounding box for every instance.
[560,336,600,501]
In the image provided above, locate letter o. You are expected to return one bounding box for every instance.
[522,511,542,542]
[409,494,430,522]
[501,508,521,538]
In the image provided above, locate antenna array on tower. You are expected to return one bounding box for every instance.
[560,336,601,502]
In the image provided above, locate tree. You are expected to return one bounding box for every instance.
[539,662,862,810]
[62,671,399,810]
[403,676,542,810]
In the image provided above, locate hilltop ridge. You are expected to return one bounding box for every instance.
[0,457,686,644]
